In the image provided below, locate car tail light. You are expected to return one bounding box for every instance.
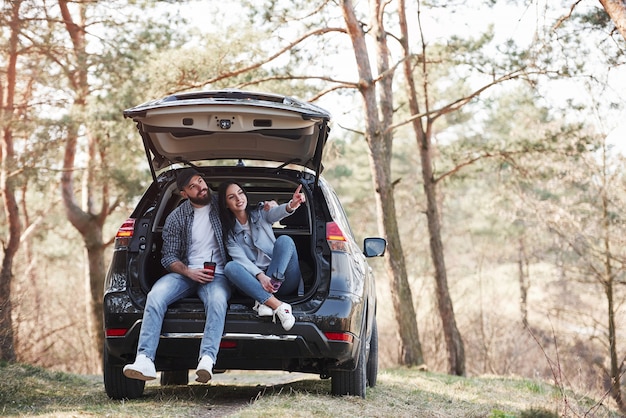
[324,332,354,343]
[105,328,128,337]
[114,218,135,248]
[326,222,348,252]
[220,340,237,349]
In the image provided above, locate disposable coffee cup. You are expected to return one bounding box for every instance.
[270,278,282,291]
[203,261,216,274]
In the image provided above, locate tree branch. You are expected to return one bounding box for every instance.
[177,27,347,93]
[384,68,545,136]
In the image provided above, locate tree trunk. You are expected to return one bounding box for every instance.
[60,126,106,371]
[605,277,624,413]
[518,238,529,328]
[601,153,625,413]
[423,163,465,376]
[397,0,465,375]
[0,0,24,363]
[341,0,424,366]
[599,0,626,42]
[58,0,108,371]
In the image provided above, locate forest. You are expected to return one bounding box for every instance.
[1,0,626,414]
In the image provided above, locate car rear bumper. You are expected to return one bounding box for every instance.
[104,295,363,375]
[105,318,359,374]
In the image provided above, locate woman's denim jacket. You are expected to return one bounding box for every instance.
[226,202,294,277]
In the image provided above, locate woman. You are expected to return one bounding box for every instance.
[218,180,305,331]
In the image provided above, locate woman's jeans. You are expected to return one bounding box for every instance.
[224,235,301,305]
[136,272,232,363]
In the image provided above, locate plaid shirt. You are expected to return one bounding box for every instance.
[161,195,227,270]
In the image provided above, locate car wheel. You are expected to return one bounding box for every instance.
[160,370,189,386]
[103,344,145,400]
[366,317,378,388]
[330,333,367,398]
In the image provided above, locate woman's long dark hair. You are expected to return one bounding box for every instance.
[217,180,251,241]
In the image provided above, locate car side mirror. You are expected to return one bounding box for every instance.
[363,237,386,257]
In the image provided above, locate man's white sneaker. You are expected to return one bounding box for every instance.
[253,301,273,317]
[195,355,214,383]
[273,303,295,331]
[123,354,157,381]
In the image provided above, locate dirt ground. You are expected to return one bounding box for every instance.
[141,370,321,417]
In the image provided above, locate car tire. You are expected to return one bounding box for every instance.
[103,344,145,400]
[366,317,378,388]
[160,370,189,386]
[330,332,367,398]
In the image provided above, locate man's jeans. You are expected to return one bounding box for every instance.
[136,272,231,363]
[224,235,301,304]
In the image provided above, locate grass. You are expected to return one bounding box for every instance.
[0,362,621,417]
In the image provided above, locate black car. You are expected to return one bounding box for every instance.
[103,89,386,399]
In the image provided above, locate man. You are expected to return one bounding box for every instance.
[123,168,231,383]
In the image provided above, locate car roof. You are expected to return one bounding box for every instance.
[123,90,331,178]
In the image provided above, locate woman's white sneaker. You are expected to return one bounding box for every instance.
[253,301,273,317]
[273,303,295,331]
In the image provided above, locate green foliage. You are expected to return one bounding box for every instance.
[519,380,545,394]
[519,408,559,418]
[322,135,378,239]
[490,410,517,418]
[576,8,615,32]
[491,407,559,418]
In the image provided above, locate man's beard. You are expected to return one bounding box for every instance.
[188,190,211,206]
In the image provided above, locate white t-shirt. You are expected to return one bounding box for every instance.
[187,205,225,274]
